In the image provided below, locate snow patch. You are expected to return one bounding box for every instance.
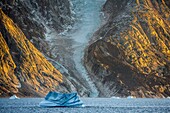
[16,83,21,88]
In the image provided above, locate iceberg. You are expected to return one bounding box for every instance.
[39,91,84,107]
[111,96,120,99]
[127,96,136,99]
[9,95,20,99]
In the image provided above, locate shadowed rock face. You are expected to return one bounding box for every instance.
[0,0,73,52]
[85,0,170,97]
[0,9,72,97]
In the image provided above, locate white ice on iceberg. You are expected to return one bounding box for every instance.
[127,96,136,99]
[111,96,120,99]
[9,95,20,99]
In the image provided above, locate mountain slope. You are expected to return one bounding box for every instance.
[0,32,19,96]
[85,0,170,97]
[0,0,73,52]
[0,9,64,97]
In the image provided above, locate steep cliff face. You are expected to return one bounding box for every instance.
[0,0,73,52]
[0,0,80,97]
[0,9,74,97]
[85,0,170,97]
[0,32,19,95]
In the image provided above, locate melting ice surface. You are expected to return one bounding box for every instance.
[67,0,106,97]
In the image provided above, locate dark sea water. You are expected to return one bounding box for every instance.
[0,98,170,113]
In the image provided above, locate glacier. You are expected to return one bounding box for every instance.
[66,0,106,97]
[41,0,106,97]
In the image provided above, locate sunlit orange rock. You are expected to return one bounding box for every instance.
[85,0,170,97]
[0,9,63,97]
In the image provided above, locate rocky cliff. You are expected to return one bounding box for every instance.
[0,0,94,97]
[0,0,73,52]
[0,9,63,96]
[85,0,170,97]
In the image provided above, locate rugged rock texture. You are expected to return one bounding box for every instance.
[1,0,169,98]
[0,9,73,97]
[0,0,81,97]
[85,0,170,97]
[0,0,73,52]
[0,32,19,95]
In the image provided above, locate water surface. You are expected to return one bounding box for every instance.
[0,98,170,113]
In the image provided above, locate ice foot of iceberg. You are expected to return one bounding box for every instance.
[39,91,84,107]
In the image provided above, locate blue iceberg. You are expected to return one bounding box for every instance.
[39,91,84,107]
